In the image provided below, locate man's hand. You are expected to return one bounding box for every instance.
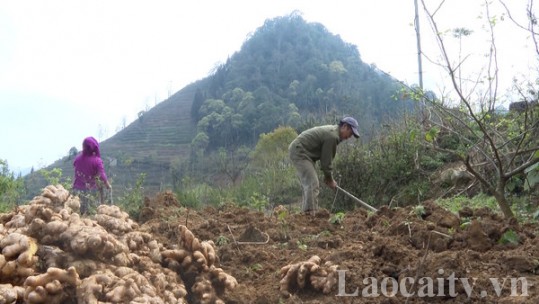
[325,178,337,190]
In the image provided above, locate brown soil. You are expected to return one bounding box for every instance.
[2,188,537,303]
[140,194,539,303]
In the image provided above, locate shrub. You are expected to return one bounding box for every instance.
[332,122,441,210]
[116,173,146,218]
[0,160,26,209]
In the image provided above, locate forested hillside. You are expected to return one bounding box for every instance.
[192,13,410,152]
[24,13,411,198]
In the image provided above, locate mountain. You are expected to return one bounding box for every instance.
[25,14,411,198]
[24,80,204,198]
[190,13,409,151]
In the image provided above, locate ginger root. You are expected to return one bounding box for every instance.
[279,255,339,296]
[24,185,72,218]
[163,225,236,303]
[191,276,218,304]
[1,232,38,262]
[78,263,187,304]
[0,284,25,303]
[95,205,139,235]
[310,262,339,294]
[0,185,239,303]
[41,185,70,207]
[24,266,80,304]
[0,233,38,283]
[162,226,219,273]
[57,214,131,264]
[4,209,27,231]
[190,266,237,304]
[19,186,131,264]
[176,225,219,271]
[209,265,238,290]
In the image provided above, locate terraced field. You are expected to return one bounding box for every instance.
[26,81,203,198]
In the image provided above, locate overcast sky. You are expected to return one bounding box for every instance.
[0,0,536,173]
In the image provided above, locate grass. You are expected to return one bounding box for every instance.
[435,193,539,224]
[435,193,499,214]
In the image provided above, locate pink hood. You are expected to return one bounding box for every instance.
[82,136,101,157]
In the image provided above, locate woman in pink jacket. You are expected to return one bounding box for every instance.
[72,136,111,214]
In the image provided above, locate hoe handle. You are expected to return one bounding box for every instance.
[336,186,378,212]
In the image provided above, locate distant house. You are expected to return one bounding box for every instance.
[509,100,538,112]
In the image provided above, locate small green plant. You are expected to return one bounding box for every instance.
[498,229,520,245]
[277,209,290,240]
[277,242,288,250]
[215,235,230,246]
[317,230,332,238]
[244,263,263,275]
[277,208,288,220]
[411,204,426,218]
[117,173,146,219]
[296,240,308,251]
[329,212,345,225]
[249,192,269,212]
[250,263,263,272]
[460,217,471,229]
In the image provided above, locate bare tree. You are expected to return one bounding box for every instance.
[216,146,250,187]
[415,0,539,219]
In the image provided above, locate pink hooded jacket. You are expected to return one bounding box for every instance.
[73,137,109,190]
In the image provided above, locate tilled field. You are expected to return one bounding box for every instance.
[1,186,538,303]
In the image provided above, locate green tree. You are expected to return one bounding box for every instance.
[40,168,69,187]
[190,132,210,175]
[216,146,251,186]
[198,99,245,149]
[191,88,206,120]
[0,160,25,209]
[68,147,78,159]
[249,126,299,205]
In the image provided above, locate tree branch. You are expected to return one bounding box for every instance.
[464,155,496,193]
[421,0,505,176]
[505,156,539,178]
[499,0,539,55]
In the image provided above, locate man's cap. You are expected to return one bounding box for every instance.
[341,117,360,138]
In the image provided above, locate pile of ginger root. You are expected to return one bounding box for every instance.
[279,255,340,297]
[161,225,238,304]
[0,184,237,304]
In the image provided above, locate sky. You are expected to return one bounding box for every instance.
[1,0,537,174]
